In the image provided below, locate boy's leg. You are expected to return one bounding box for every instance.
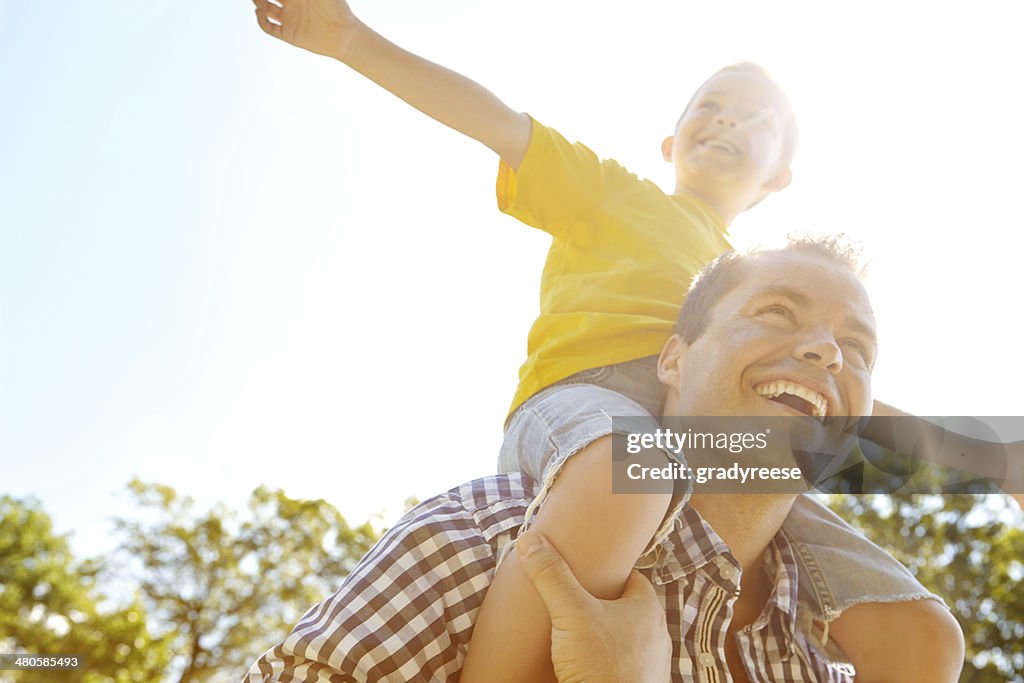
[463,383,683,683]
[783,496,964,679]
[827,600,964,680]
[783,496,944,619]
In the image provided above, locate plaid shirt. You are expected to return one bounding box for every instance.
[245,474,854,682]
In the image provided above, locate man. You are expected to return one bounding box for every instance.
[244,240,965,682]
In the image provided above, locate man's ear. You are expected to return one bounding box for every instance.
[765,166,792,193]
[657,334,688,393]
[661,136,675,162]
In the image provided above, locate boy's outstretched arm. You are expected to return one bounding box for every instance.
[252,0,531,168]
[869,399,1024,507]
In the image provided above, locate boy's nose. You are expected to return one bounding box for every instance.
[715,115,738,129]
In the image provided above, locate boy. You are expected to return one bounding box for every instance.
[251,1,962,680]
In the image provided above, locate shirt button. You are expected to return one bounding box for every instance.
[720,565,738,581]
[698,652,716,668]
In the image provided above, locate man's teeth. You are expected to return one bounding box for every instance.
[755,381,828,419]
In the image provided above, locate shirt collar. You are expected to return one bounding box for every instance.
[651,506,732,583]
[760,533,801,659]
[652,505,800,659]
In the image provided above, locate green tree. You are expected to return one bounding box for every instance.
[0,495,169,683]
[115,480,379,683]
[824,493,1024,682]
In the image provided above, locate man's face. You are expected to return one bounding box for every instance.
[668,70,792,202]
[660,250,876,424]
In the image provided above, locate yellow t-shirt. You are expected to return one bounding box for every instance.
[499,119,732,419]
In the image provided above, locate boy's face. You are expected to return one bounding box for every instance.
[665,69,793,206]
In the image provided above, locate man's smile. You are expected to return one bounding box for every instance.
[754,378,831,420]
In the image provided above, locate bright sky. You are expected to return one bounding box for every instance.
[2,1,1023,558]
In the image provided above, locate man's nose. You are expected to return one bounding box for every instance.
[793,336,843,374]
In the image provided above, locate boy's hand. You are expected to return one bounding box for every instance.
[251,0,530,167]
[253,0,362,62]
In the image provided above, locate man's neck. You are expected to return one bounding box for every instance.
[688,493,796,577]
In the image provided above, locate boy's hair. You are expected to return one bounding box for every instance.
[674,235,865,344]
[677,62,799,170]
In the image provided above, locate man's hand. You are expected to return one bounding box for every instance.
[253,0,363,61]
[517,531,672,683]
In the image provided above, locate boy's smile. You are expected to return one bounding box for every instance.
[692,102,779,159]
[698,137,741,155]
[663,65,795,221]
[677,72,788,177]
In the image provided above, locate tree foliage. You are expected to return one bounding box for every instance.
[0,495,169,683]
[825,493,1024,682]
[114,480,379,683]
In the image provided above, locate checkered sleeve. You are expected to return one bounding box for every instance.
[243,475,533,683]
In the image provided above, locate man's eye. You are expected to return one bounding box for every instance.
[841,339,872,364]
[759,305,791,318]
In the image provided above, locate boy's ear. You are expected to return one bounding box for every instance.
[765,167,792,193]
[661,136,675,162]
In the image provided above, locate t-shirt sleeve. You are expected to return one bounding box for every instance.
[241,494,498,683]
[496,117,636,238]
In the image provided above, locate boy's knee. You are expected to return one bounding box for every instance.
[831,599,964,682]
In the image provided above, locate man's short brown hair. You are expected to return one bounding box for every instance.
[674,236,865,344]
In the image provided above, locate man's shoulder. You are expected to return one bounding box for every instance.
[444,471,538,509]
[337,473,536,604]
[243,474,538,682]
[389,473,537,545]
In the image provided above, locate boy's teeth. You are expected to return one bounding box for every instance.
[706,139,736,153]
[755,381,828,419]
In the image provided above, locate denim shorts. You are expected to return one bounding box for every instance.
[499,355,945,625]
[498,356,686,562]
[498,355,665,478]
